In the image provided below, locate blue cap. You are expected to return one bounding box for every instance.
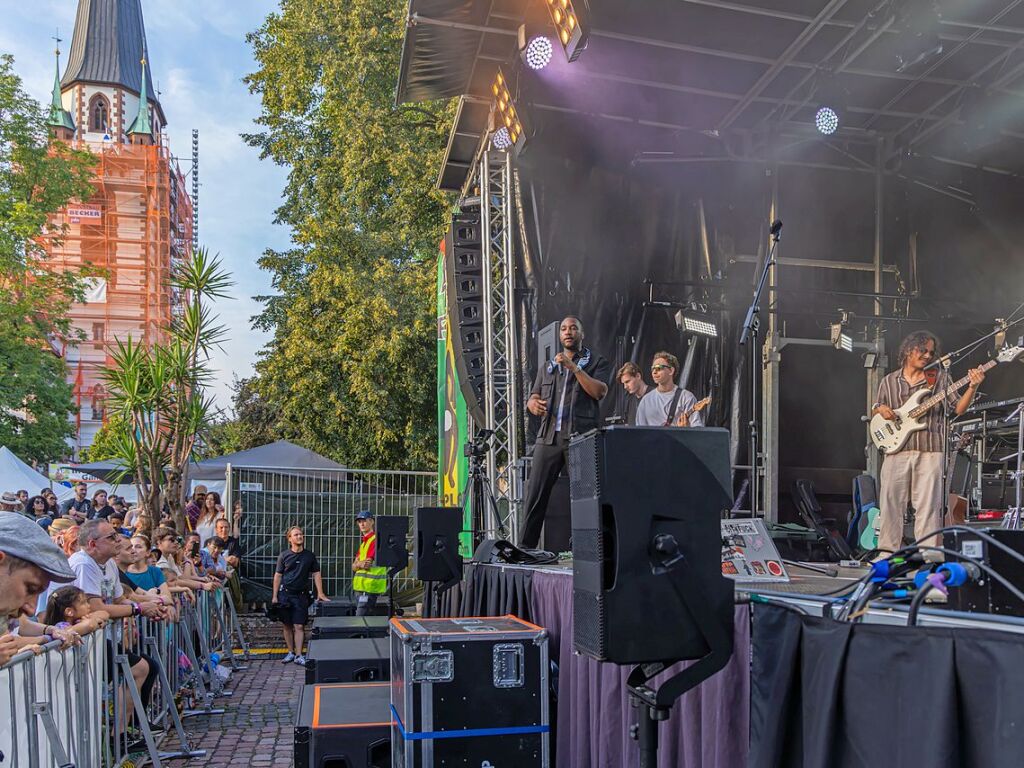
[355,510,374,520]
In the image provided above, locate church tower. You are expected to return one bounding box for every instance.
[39,0,194,458]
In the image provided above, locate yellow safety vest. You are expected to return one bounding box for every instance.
[353,533,388,594]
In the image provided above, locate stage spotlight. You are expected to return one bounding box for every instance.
[830,314,854,352]
[492,126,512,150]
[543,0,588,62]
[491,67,528,155]
[815,105,840,135]
[675,310,719,338]
[523,34,553,70]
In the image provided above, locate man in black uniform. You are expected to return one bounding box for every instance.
[272,526,329,666]
[520,316,610,549]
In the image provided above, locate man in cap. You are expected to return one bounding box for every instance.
[352,510,387,616]
[1,491,24,513]
[0,514,77,665]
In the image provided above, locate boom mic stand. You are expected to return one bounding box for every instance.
[739,219,782,517]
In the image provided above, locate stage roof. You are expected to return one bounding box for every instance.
[398,0,1024,192]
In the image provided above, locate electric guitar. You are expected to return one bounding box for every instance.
[869,345,1024,454]
[859,507,881,551]
[676,395,712,426]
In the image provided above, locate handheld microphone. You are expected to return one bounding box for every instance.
[769,220,783,237]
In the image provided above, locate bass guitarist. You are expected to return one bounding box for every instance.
[872,331,985,555]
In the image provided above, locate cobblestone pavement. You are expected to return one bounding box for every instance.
[176,657,302,767]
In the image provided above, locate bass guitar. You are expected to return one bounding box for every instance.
[869,345,1024,454]
[676,395,712,426]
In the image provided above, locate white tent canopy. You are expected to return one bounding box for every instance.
[0,447,74,501]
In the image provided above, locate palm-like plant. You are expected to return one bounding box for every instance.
[100,248,232,533]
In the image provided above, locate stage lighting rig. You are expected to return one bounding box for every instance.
[492,126,513,151]
[675,309,719,338]
[812,74,848,136]
[491,67,528,155]
[830,311,854,352]
[543,0,589,62]
[519,25,554,71]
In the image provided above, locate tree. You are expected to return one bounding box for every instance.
[100,248,231,532]
[204,376,281,456]
[0,55,96,463]
[243,0,453,469]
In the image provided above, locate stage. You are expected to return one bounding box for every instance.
[439,559,1024,768]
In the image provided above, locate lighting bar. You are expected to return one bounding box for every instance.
[543,0,588,62]
[491,68,527,154]
[675,310,719,338]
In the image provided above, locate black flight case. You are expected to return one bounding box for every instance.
[294,681,392,768]
[311,615,391,640]
[390,615,550,767]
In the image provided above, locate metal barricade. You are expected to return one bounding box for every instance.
[229,465,437,599]
[1,585,244,767]
[1,632,103,767]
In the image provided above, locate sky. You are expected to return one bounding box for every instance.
[2,0,291,411]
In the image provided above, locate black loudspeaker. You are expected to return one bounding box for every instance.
[294,682,391,768]
[536,320,560,374]
[943,529,1024,616]
[414,507,464,583]
[568,426,734,664]
[444,212,486,424]
[374,516,409,570]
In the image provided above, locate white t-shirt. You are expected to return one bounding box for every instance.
[68,550,123,604]
[635,387,704,428]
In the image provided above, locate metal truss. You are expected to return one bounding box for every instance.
[478,149,521,536]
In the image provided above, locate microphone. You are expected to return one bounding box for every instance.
[769,220,783,237]
[923,353,951,371]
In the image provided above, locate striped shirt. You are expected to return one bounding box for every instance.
[875,369,959,453]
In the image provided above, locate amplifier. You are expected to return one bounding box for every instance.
[305,637,390,685]
[942,529,1024,616]
[294,682,391,768]
[313,597,390,618]
[311,616,390,640]
[390,616,550,767]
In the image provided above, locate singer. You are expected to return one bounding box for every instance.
[520,316,610,549]
[871,331,985,556]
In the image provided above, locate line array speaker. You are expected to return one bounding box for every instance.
[444,210,486,424]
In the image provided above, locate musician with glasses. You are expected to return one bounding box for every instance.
[636,352,705,428]
[872,331,985,555]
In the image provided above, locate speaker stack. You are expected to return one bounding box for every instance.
[444,211,487,425]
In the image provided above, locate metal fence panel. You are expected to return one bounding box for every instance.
[231,466,437,600]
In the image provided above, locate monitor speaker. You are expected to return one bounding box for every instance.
[374,516,409,570]
[568,426,734,664]
[414,507,464,583]
[445,211,486,424]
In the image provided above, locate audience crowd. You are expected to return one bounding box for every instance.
[0,483,247,751]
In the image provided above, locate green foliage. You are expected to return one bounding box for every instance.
[243,0,453,470]
[99,248,232,527]
[204,377,281,456]
[0,55,96,463]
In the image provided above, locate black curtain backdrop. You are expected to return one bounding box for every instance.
[750,603,1024,768]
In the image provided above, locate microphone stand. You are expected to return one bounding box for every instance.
[739,220,782,517]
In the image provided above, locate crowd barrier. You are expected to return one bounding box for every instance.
[227,465,437,599]
[1,585,250,767]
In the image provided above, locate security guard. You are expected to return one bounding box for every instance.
[352,510,387,615]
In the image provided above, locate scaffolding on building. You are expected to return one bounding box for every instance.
[38,137,193,457]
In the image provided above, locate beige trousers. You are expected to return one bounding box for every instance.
[878,450,943,554]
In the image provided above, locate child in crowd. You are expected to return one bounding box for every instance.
[42,585,109,636]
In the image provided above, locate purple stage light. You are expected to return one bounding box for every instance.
[525,35,554,70]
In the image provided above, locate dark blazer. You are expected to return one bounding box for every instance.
[530,350,611,445]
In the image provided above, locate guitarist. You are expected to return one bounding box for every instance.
[636,352,705,428]
[872,331,985,555]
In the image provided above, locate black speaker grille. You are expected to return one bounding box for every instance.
[568,433,600,501]
[573,589,604,659]
[572,528,600,564]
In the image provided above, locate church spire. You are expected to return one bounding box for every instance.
[46,34,75,135]
[127,56,153,142]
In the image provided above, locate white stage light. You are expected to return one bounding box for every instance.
[815,105,839,135]
[525,35,553,70]
[675,310,719,338]
[492,126,512,150]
